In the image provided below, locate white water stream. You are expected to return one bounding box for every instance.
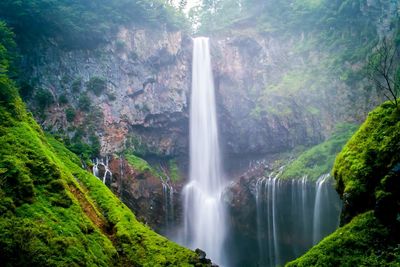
[181,37,227,265]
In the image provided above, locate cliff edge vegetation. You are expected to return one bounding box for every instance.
[287,101,400,266]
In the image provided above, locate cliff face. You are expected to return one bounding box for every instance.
[212,34,324,155]
[23,25,344,159]
[24,26,193,156]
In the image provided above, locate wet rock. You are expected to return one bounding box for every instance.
[195,248,212,264]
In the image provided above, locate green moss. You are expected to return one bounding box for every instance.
[168,159,181,182]
[125,154,155,174]
[0,28,204,265]
[281,123,358,181]
[286,211,400,267]
[0,98,203,266]
[333,101,400,224]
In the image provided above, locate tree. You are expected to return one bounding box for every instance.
[368,37,400,108]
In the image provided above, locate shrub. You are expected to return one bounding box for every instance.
[65,107,76,122]
[86,77,107,96]
[78,94,91,112]
[71,78,82,93]
[34,88,54,111]
[58,94,68,105]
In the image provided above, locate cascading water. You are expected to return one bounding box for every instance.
[160,175,174,230]
[181,37,227,265]
[92,157,112,184]
[254,173,341,266]
[313,173,340,245]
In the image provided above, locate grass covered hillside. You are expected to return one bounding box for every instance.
[0,23,206,267]
[281,123,358,181]
[287,101,400,266]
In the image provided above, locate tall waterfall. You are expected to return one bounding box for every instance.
[182,37,226,265]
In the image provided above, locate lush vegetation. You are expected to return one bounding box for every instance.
[0,0,188,49]
[125,153,182,182]
[287,212,400,266]
[125,154,157,175]
[333,101,400,224]
[288,101,400,266]
[281,123,358,181]
[0,23,204,266]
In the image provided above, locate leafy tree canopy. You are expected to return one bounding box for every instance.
[0,0,188,49]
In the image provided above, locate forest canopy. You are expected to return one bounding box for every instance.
[0,0,188,49]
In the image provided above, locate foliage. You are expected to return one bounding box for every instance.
[34,88,54,111]
[65,107,76,123]
[333,101,400,224]
[168,159,181,182]
[86,77,107,96]
[0,21,16,77]
[64,131,100,162]
[281,123,358,181]
[58,94,68,105]
[78,94,91,112]
[125,154,157,176]
[0,24,204,266]
[286,211,400,266]
[0,0,189,49]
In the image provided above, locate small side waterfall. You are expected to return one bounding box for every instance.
[255,173,341,266]
[92,156,112,184]
[160,175,174,230]
[313,173,337,245]
[181,37,227,265]
[255,169,284,266]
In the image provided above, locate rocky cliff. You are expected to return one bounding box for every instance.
[22,25,355,159]
[23,25,192,156]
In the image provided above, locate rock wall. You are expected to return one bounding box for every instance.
[23,25,192,156]
[23,25,339,159]
[211,35,324,155]
[93,156,183,231]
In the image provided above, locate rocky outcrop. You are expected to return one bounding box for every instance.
[93,156,183,231]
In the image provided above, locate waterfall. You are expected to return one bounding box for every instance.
[92,157,112,184]
[255,170,284,266]
[181,37,227,265]
[160,175,174,230]
[254,172,341,266]
[93,158,99,177]
[313,173,332,244]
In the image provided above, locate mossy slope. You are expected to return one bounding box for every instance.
[281,123,358,181]
[0,68,202,267]
[287,102,400,266]
[286,211,399,266]
[334,102,400,224]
